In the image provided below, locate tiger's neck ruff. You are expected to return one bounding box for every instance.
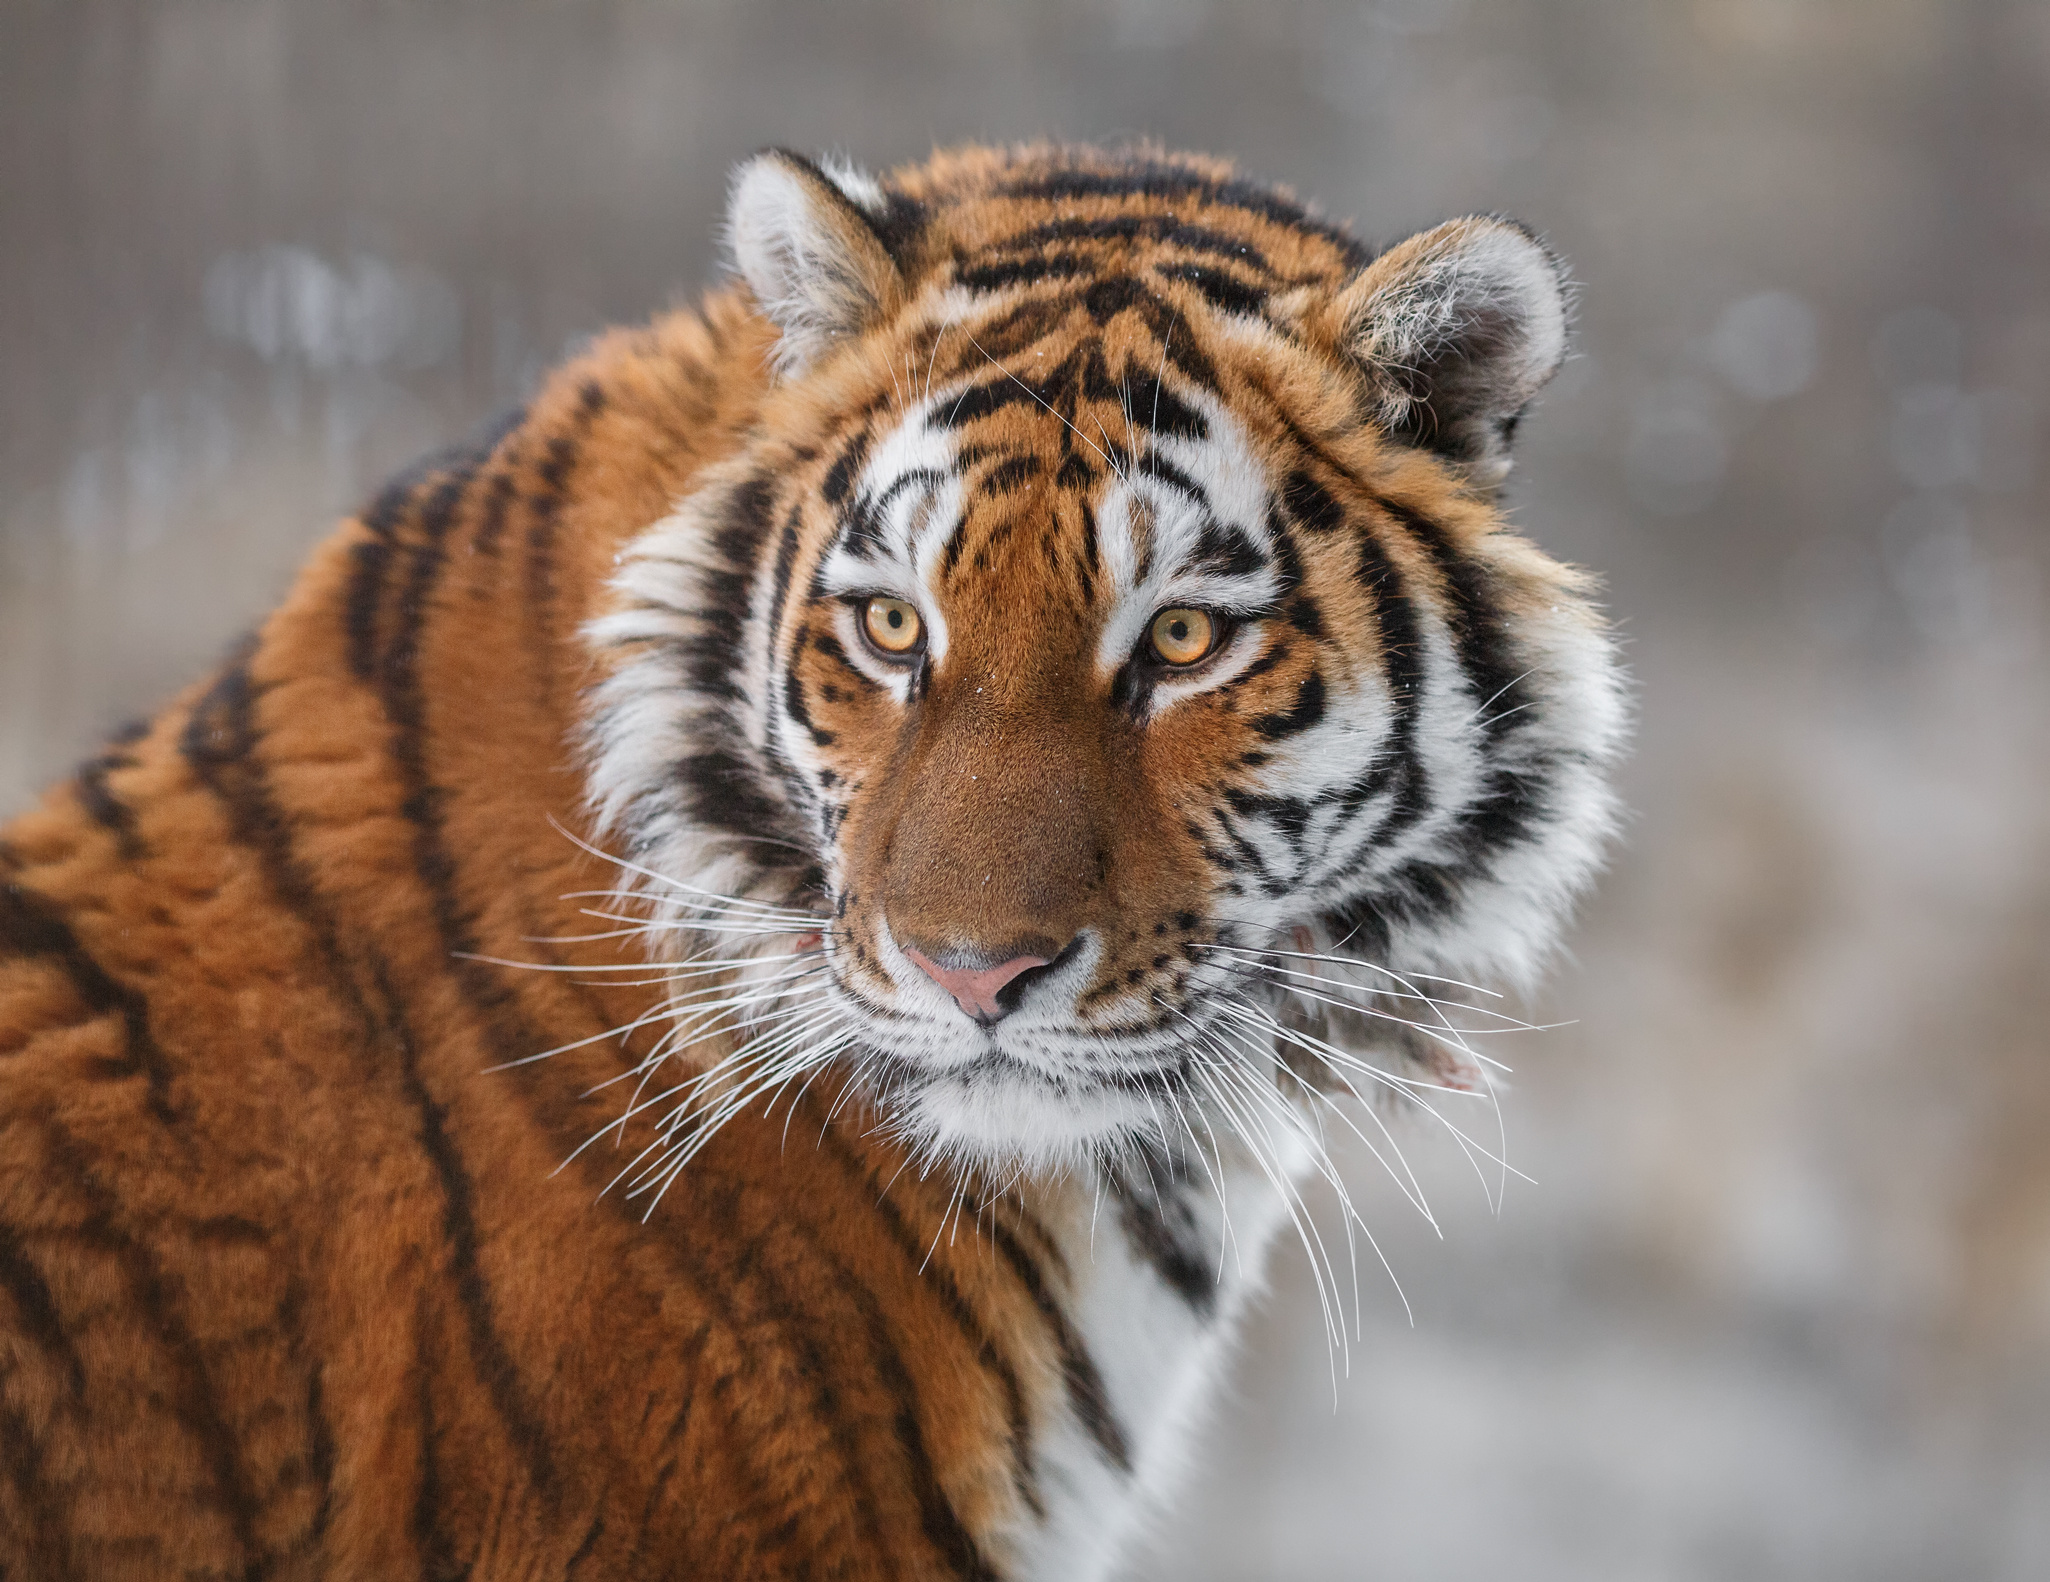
[0,144,1622,1580]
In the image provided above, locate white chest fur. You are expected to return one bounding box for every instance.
[996,1138,1309,1582]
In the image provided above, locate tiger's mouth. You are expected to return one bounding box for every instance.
[807,919,1274,1166]
[873,1040,1192,1099]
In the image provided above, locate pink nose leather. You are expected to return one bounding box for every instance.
[902,947,1050,1023]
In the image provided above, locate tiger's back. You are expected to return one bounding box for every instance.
[0,300,1048,1577]
[0,142,1625,1579]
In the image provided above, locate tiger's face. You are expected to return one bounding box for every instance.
[794,349,1339,1162]
[587,146,1625,1173]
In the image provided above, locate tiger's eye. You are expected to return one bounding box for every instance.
[863,597,923,655]
[1149,607,1216,666]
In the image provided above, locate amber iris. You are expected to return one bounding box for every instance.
[863,597,923,655]
[1149,607,1216,666]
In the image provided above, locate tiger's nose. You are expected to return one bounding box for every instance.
[902,946,1053,1027]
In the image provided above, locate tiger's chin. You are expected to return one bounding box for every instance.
[864,1048,1197,1176]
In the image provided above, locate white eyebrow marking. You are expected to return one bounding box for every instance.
[813,395,962,661]
[1093,394,1282,673]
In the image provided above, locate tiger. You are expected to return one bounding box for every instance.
[0,142,1625,1580]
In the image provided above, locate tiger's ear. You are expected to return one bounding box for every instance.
[1335,216,1569,487]
[727,150,903,377]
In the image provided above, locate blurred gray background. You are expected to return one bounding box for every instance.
[4,2,2048,1577]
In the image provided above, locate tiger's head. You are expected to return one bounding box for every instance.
[586,145,1625,1175]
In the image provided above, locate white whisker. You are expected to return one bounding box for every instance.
[1213,1003,1439,1227]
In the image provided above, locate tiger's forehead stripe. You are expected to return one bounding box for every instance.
[800,301,1292,677]
[905,149,1375,285]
